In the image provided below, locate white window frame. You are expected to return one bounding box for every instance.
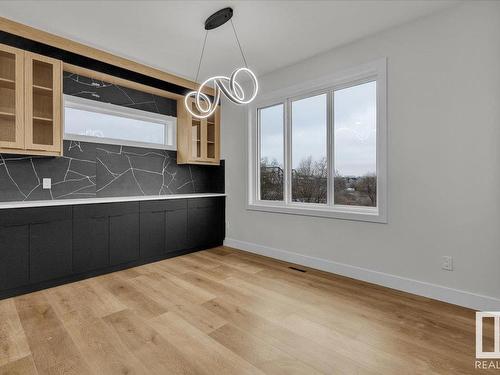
[248,58,387,223]
[63,95,177,151]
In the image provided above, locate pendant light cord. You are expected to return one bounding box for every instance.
[230,19,248,68]
[193,17,249,86]
[194,30,209,85]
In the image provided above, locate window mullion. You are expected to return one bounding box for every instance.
[284,99,292,205]
[328,90,335,207]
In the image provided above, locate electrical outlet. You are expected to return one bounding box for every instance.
[442,256,453,271]
[42,178,51,190]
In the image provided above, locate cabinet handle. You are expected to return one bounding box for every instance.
[2,223,27,228]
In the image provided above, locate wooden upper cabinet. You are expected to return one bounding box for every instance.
[0,44,24,150]
[0,44,62,156]
[177,98,220,165]
[24,52,62,154]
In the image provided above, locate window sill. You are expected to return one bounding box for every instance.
[246,202,387,223]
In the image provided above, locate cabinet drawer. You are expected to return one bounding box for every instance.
[0,206,71,226]
[165,199,187,211]
[187,197,220,209]
[140,199,187,213]
[75,202,139,218]
[140,200,169,213]
[74,203,112,219]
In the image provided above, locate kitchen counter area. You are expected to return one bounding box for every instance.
[0,193,226,209]
[0,194,226,299]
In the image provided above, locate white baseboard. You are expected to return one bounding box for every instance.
[224,238,500,311]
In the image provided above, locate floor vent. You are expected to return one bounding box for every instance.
[288,266,306,273]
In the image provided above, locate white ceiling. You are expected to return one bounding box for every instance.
[0,1,457,82]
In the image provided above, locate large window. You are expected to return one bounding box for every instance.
[64,95,176,150]
[249,60,387,222]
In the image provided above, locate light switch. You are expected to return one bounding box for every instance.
[42,178,51,190]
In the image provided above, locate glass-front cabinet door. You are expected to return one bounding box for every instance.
[24,52,62,152]
[190,99,203,161]
[175,94,221,165]
[0,44,24,150]
[205,108,219,162]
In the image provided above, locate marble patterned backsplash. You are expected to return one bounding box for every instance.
[0,140,224,202]
[63,72,177,116]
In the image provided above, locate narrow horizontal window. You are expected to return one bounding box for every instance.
[64,95,176,150]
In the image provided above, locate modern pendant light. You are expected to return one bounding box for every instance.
[185,7,258,119]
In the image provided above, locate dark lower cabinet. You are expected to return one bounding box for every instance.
[188,197,224,249]
[73,215,109,273]
[140,211,165,258]
[110,212,140,265]
[140,199,190,256]
[166,200,188,253]
[0,196,224,300]
[30,219,73,283]
[0,225,29,290]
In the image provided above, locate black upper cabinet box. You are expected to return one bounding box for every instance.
[0,225,29,290]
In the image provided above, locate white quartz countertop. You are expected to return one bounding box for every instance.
[0,193,226,210]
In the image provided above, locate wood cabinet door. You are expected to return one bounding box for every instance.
[204,106,220,163]
[24,52,62,153]
[188,98,204,162]
[0,44,24,150]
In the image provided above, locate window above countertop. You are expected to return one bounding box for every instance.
[64,95,177,151]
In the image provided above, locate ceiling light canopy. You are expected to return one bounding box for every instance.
[185,7,258,119]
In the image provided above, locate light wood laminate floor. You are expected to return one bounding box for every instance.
[0,246,492,375]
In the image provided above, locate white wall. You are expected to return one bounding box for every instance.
[221,2,500,310]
